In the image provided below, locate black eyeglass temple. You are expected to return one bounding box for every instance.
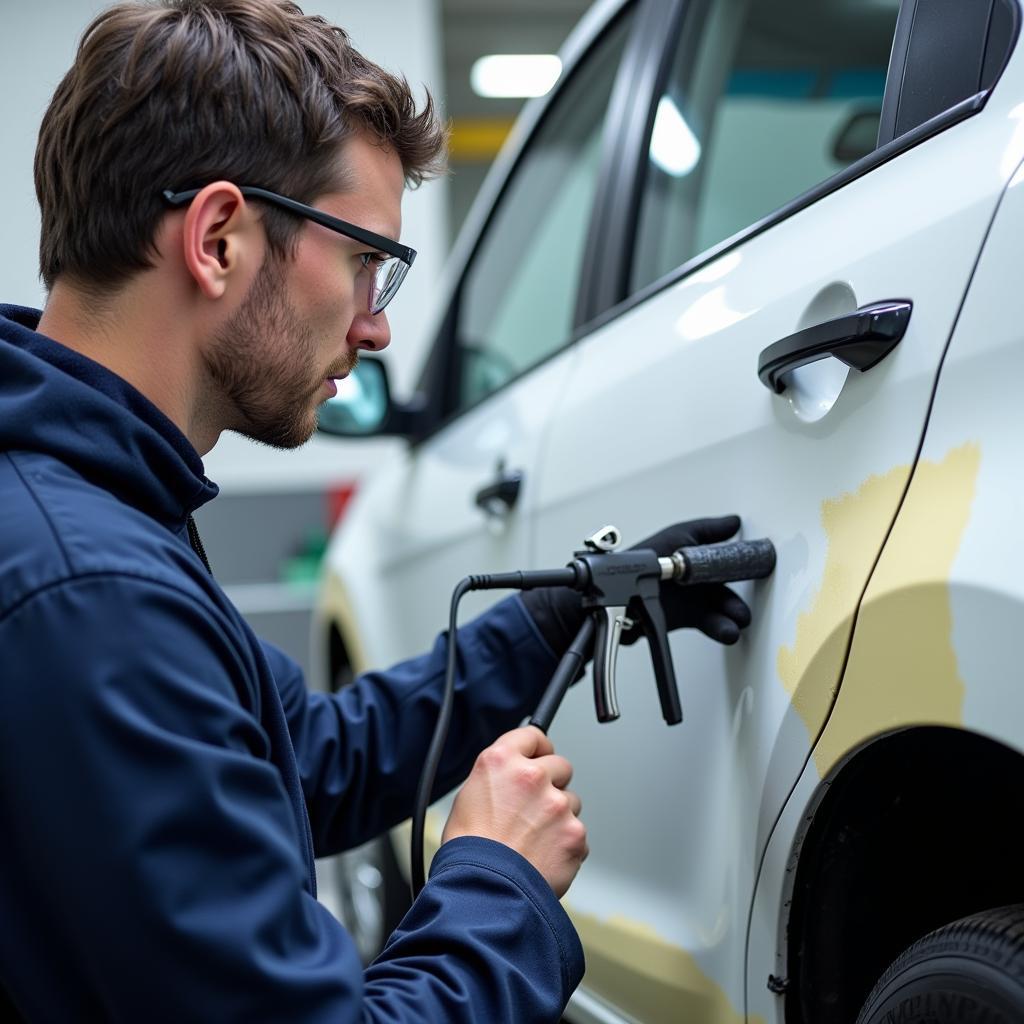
[161,186,416,267]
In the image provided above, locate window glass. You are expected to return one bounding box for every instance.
[456,12,633,412]
[632,0,899,292]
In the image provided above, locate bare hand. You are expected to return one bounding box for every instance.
[442,726,588,898]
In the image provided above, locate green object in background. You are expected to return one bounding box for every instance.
[281,527,329,584]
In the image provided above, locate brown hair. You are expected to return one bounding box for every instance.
[34,0,447,292]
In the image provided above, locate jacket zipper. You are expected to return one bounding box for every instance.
[186,514,213,574]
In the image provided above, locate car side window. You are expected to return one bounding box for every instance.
[455,11,634,413]
[631,0,899,293]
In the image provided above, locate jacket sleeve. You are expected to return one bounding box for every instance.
[268,594,561,855]
[0,575,582,1023]
[367,836,585,1022]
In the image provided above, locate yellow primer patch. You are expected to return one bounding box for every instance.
[777,464,911,735]
[814,443,980,776]
[565,909,763,1024]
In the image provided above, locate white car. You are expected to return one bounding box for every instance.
[315,0,1024,1021]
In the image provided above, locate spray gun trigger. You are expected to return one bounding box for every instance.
[594,605,632,723]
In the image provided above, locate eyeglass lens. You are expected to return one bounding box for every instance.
[370,257,409,315]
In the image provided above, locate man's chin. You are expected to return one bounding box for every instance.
[238,413,318,451]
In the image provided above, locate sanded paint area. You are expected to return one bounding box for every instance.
[777,463,912,736]
[565,910,763,1024]
[814,443,981,776]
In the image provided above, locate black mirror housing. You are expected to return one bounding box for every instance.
[317,356,426,440]
[831,108,882,164]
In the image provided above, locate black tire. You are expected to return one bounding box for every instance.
[856,904,1024,1023]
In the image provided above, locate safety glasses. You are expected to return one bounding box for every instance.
[162,185,416,315]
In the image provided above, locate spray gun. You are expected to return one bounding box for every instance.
[525,525,775,731]
[410,526,777,895]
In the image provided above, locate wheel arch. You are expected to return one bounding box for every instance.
[317,563,372,692]
[783,724,1024,1023]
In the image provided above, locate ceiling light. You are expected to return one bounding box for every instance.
[470,54,562,99]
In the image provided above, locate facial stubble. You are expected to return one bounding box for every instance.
[206,256,356,449]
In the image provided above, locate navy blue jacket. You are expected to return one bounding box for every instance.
[0,306,584,1022]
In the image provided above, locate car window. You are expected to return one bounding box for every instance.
[631,0,899,293]
[455,11,634,413]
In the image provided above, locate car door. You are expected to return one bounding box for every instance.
[532,1,1023,1022]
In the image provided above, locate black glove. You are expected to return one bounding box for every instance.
[521,516,753,658]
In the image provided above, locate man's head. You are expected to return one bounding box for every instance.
[34,0,446,449]
[36,0,445,292]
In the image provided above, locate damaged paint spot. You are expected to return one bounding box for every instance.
[565,909,763,1024]
[777,464,911,736]
[814,443,981,776]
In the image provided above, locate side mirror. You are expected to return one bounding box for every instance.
[831,108,882,164]
[317,356,426,440]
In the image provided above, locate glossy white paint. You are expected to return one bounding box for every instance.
[929,159,1024,751]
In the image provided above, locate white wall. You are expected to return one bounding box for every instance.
[0,0,448,492]
[1,2,111,310]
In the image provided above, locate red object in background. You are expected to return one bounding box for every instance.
[326,481,358,530]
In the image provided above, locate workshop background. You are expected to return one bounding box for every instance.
[0,0,590,685]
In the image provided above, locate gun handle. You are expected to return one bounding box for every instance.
[638,591,683,726]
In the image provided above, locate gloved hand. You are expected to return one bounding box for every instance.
[521,516,753,657]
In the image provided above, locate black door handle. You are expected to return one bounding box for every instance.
[474,468,523,516]
[758,300,912,394]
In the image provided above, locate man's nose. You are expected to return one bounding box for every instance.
[348,309,391,352]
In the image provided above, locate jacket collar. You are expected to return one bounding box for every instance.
[0,304,218,528]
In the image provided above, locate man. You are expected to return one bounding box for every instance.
[0,2,752,1020]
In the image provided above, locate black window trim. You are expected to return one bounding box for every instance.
[574,0,689,327]
[875,0,919,148]
[878,0,1020,146]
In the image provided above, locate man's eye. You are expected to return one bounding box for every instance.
[359,252,388,267]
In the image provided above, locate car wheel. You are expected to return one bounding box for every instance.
[856,904,1024,1023]
[335,835,410,965]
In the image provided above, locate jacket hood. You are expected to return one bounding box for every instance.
[0,304,218,526]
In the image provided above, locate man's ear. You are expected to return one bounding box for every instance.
[179,182,260,300]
